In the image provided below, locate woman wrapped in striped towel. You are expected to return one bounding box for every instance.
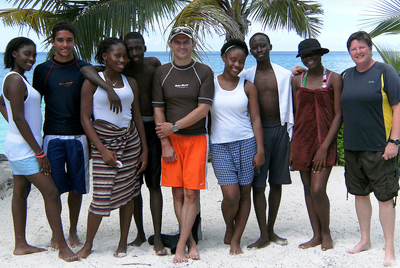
[78,37,148,259]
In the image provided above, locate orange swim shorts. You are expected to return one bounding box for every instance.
[161,134,208,190]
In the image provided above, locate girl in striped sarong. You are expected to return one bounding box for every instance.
[78,38,148,259]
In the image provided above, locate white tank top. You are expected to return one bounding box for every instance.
[210,76,254,144]
[3,71,43,161]
[93,73,134,128]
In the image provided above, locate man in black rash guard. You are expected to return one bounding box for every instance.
[33,21,93,248]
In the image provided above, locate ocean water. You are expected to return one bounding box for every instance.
[0,51,378,154]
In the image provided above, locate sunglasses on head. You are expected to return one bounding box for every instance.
[300,50,319,59]
[170,27,193,36]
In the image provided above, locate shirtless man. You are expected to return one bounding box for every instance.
[240,33,294,249]
[80,32,165,255]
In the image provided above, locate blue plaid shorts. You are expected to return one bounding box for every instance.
[210,137,258,186]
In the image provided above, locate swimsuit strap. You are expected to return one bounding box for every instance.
[323,70,333,88]
[301,67,329,88]
[322,67,329,88]
[300,72,307,88]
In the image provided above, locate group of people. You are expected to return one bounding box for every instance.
[1,19,399,267]
[291,32,400,267]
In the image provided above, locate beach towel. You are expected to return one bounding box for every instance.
[239,63,294,140]
[89,119,141,216]
[292,86,337,170]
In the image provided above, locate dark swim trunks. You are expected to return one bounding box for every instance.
[253,123,291,188]
[139,120,162,188]
[345,150,399,202]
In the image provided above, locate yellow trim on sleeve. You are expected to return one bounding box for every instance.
[381,74,393,140]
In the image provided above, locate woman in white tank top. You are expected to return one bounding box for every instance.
[0,37,77,261]
[79,38,148,259]
[209,39,265,255]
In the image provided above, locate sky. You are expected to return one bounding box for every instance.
[0,0,398,52]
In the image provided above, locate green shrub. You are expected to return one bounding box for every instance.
[337,125,345,166]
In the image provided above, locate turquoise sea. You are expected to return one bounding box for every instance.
[0,51,380,154]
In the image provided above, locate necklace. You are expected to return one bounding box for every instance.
[103,72,120,87]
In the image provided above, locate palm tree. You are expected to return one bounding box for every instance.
[0,0,182,61]
[363,0,400,73]
[363,0,400,170]
[1,0,324,61]
[170,0,323,50]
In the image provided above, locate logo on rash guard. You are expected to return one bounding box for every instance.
[59,81,73,86]
[175,84,189,89]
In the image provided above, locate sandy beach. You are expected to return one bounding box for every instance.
[0,164,398,268]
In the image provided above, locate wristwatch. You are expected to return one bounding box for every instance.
[388,138,400,146]
[172,122,179,132]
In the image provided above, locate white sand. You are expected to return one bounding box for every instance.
[0,165,398,268]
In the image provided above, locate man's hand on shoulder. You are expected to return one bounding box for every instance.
[292,65,306,75]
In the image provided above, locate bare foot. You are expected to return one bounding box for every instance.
[13,244,47,255]
[154,236,167,256]
[77,244,92,259]
[346,241,371,254]
[186,241,199,260]
[384,244,396,267]
[114,241,127,258]
[247,236,270,249]
[269,232,288,246]
[128,235,146,247]
[229,241,243,255]
[69,232,83,248]
[173,246,188,263]
[299,237,321,249]
[48,237,59,250]
[224,229,233,245]
[154,247,168,256]
[321,234,333,251]
[58,246,78,262]
[384,259,397,267]
[113,252,127,258]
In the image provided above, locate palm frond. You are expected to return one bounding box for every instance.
[362,0,400,37]
[373,42,400,74]
[7,0,42,9]
[362,0,400,38]
[7,0,94,11]
[2,0,326,61]
[1,1,103,39]
[73,0,180,61]
[2,0,181,62]
[0,8,54,36]
[250,0,323,38]
[369,18,400,38]
[169,0,243,52]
